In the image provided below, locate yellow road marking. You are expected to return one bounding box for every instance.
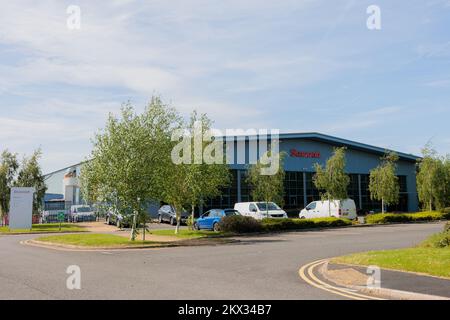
[299,260,366,300]
[307,261,385,300]
[299,259,385,300]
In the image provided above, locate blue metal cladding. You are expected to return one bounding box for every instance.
[227,133,419,212]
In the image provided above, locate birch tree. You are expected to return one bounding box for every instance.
[184,111,230,228]
[417,145,448,211]
[247,151,286,215]
[80,97,181,240]
[15,149,47,215]
[0,151,19,222]
[369,151,400,213]
[163,111,230,234]
[313,147,350,216]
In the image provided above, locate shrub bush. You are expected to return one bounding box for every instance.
[261,217,351,232]
[442,207,450,214]
[217,216,352,233]
[218,215,263,233]
[366,211,448,224]
[420,232,450,248]
[444,222,450,233]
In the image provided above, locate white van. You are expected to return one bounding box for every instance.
[299,199,357,220]
[234,202,288,220]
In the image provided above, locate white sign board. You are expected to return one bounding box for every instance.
[9,187,35,230]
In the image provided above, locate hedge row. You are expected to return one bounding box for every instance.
[366,211,450,224]
[218,215,263,233]
[261,217,352,232]
[218,215,352,233]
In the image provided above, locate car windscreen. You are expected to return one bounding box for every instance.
[76,207,92,213]
[256,202,281,211]
[224,210,239,216]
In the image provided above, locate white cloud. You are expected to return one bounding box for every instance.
[0,0,449,171]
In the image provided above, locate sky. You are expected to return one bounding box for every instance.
[0,0,449,173]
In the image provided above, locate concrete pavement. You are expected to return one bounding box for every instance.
[0,222,445,300]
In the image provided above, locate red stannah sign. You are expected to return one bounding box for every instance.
[290,149,321,158]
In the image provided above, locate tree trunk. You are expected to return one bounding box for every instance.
[191,204,195,230]
[174,206,180,234]
[175,216,180,234]
[382,198,385,214]
[430,199,433,212]
[130,213,137,241]
[142,214,146,242]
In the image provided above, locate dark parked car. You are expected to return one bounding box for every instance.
[106,208,138,228]
[158,205,189,225]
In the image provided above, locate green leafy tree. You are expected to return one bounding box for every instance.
[161,161,190,234]
[184,111,230,228]
[369,151,400,213]
[313,147,350,216]
[163,112,230,234]
[444,156,450,209]
[0,150,19,221]
[417,144,447,211]
[80,97,181,241]
[15,149,47,215]
[247,151,286,215]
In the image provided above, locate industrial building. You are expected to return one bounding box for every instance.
[44,132,420,215]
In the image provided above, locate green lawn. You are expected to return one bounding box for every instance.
[150,229,225,239]
[0,223,86,234]
[36,233,158,247]
[332,247,450,278]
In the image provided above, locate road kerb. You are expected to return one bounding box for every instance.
[319,260,450,301]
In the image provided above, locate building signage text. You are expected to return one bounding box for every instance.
[290,149,321,158]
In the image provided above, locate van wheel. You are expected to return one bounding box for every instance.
[213,223,220,232]
[300,216,306,219]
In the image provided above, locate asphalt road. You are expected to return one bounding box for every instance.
[0,222,444,300]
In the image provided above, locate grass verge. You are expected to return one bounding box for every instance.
[36,233,158,247]
[0,223,86,234]
[332,228,450,278]
[331,247,450,278]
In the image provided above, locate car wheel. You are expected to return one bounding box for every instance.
[300,216,306,219]
[193,222,199,231]
[213,222,220,232]
[170,217,176,226]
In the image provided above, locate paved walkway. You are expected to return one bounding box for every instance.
[328,263,450,298]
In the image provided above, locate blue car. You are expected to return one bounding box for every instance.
[193,209,240,231]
